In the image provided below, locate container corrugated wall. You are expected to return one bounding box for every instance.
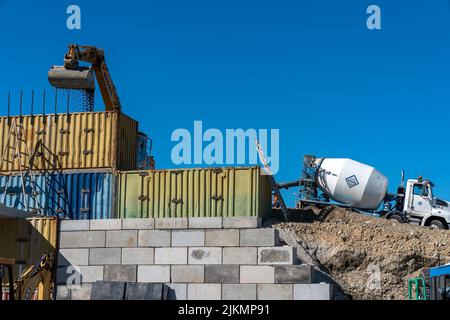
[0,171,116,219]
[0,217,58,280]
[117,113,138,171]
[0,111,138,172]
[117,166,272,219]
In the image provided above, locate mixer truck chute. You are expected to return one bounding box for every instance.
[279,156,450,229]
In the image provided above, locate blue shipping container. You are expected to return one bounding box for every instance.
[0,171,115,219]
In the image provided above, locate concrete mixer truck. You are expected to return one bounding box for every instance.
[279,156,450,229]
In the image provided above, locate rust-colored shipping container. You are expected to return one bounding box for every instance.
[117,166,272,219]
[0,111,138,172]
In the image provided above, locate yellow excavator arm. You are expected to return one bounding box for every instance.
[14,253,55,300]
[48,44,122,112]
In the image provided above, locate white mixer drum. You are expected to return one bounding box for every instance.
[314,158,388,209]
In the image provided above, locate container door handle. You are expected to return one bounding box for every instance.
[171,199,183,204]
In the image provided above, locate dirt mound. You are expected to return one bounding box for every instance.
[273,207,450,300]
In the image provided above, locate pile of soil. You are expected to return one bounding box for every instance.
[272,207,450,300]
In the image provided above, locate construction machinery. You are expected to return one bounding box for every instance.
[279,155,450,229]
[47,44,155,169]
[0,253,55,300]
[255,140,289,221]
[408,264,450,300]
[48,44,121,111]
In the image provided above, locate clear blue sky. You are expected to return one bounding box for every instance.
[1,1,450,205]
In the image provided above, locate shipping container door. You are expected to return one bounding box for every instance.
[119,172,144,218]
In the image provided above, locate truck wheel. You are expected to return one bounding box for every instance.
[388,214,404,223]
[429,220,446,230]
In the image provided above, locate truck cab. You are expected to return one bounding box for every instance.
[402,178,450,229]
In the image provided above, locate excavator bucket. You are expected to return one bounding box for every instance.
[48,66,95,90]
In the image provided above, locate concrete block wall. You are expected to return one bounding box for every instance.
[56,217,332,300]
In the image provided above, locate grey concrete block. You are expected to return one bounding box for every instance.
[71,284,92,300]
[90,219,122,230]
[155,218,188,229]
[90,248,121,265]
[58,249,89,266]
[189,217,222,229]
[171,265,204,283]
[205,265,239,284]
[223,217,261,229]
[187,284,222,300]
[188,247,222,264]
[106,230,137,247]
[138,230,171,247]
[223,247,257,265]
[205,229,239,247]
[275,265,313,284]
[104,265,137,282]
[137,265,170,282]
[122,218,154,230]
[294,283,333,300]
[126,283,166,300]
[91,281,126,300]
[172,230,205,246]
[79,266,104,283]
[59,231,105,248]
[258,246,295,265]
[56,266,74,285]
[165,283,187,300]
[60,220,90,231]
[56,285,71,300]
[240,228,279,246]
[58,265,104,285]
[122,248,154,265]
[222,284,257,300]
[258,284,293,300]
[155,248,187,265]
[240,266,274,283]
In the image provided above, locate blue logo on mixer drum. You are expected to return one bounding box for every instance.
[345,175,359,188]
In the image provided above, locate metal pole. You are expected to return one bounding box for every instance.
[19,90,23,123]
[54,88,58,115]
[31,89,34,116]
[42,89,46,117]
[66,90,70,118]
[7,91,10,126]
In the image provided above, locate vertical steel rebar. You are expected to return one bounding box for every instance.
[31,89,34,116]
[19,90,23,123]
[54,88,58,120]
[42,89,46,116]
[7,91,11,126]
[66,89,70,119]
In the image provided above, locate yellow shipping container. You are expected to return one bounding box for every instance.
[0,111,138,172]
[0,217,58,281]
